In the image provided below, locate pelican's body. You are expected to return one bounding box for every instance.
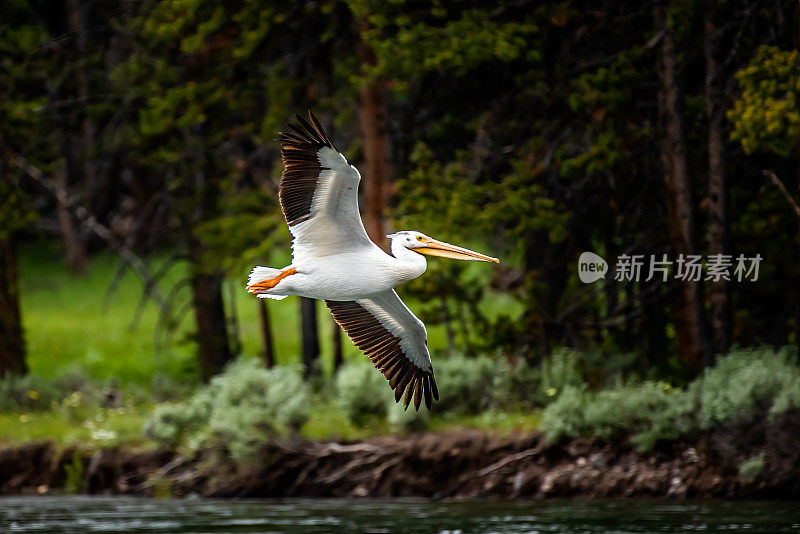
[247,112,498,410]
[254,239,426,301]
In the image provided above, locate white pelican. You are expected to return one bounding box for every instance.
[246,111,499,411]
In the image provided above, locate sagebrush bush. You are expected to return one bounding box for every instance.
[145,358,310,463]
[540,348,584,398]
[738,453,765,483]
[335,361,389,425]
[539,385,589,443]
[386,394,430,430]
[145,402,201,449]
[690,347,800,428]
[540,347,800,452]
[541,381,692,451]
[435,354,497,414]
[770,382,800,416]
[491,356,541,408]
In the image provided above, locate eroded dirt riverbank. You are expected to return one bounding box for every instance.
[1,427,797,499]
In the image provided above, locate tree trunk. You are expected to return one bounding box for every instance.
[0,238,27,377]
[654,2,712,372]
[796,161,800,358]
[258,300,275,368]
[705,15,731,355]
[522,229,568,359]
[55,166,87,275]
[331,318,343,373]
[67,0,96,210]
[300,297,320,379]
[357,22,392,249]
[61,0,90,275]
[189,238,232,381]
[225,281,241,356]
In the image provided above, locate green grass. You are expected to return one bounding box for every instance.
[0,402,152,448]
[300,397,541,442]
[19,245,195,385]
[18,244,331,384]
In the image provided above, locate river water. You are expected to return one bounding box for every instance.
[0,496,797,533]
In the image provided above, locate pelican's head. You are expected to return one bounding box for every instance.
[387,231,499,263]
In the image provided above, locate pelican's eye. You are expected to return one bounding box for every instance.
[416,236,424,242]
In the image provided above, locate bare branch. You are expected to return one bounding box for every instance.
[12,153,173,317]
[763,170,800,219]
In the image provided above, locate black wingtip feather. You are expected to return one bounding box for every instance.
[423,375,432,410]
[277,111,338,227]
[307,110,337,151]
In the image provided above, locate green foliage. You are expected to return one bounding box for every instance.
[63,449,85,495]
[729,46,800,157]
[386,395,430,431]
[539,385,589,443]
[0,403,150,447]
[0,369,97,412]
[690,347,800,428]
[150,477,174,499]
[0,2,46,239]
[194,187,285,276]
[738,453,765,483]
[144,358,310,463]
[335,361,388,425]
[435,354,497,414]
[563,47,651,178]
[0,180,35,241]
[770,380,800,416]
[348,2,539,89]
[540,349,585,398]
[540,381,692,451]
[145,402,204,450]
[396,142,480,240]
[540,347,800,451]
[491,357,541,409]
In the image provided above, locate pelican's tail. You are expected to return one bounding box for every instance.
[246,266,292,300]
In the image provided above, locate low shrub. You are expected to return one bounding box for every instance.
[144,358,311,463]
[540,347,800,452]
[491,356,541,408]
[435,354,496,414]
[738,453,765,483]
[540,381,693,451]
[690,347,800,428]
[770,382,800,416]
[335,361,389,425]
[386,394,430,431]
[0,368,99,411]
[539,384,589,443]
[540,348,584,398]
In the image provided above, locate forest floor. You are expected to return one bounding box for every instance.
[0,427,797,500]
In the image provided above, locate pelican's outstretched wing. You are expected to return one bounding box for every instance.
[278,111,373,261]
[326,290,439,411]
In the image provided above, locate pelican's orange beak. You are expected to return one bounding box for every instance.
[415,237,499,263]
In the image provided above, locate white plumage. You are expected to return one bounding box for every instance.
[246,111,498,410]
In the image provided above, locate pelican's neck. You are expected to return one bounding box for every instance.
[389,239,428,283]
